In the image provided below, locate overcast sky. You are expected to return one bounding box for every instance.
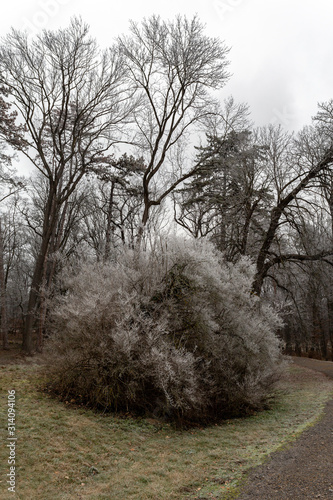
[1,0,333,133]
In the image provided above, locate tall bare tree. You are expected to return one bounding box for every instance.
[0,18,134,353]
[118,15,230,238]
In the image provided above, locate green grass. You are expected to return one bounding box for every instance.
[1,359,333,499]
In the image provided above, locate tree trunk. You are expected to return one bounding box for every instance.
[327,298,333,361]
[104,181,115,262]
[0,218,9,350]
[252,207,281,295]
[240,200,259,256]
[23,189,58,354]
[37,199,69,353]
[23,249,47,354]
[137,187,150,245]
[36,256,48,354]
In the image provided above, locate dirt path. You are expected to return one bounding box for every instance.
[236,357,333,499]
[292,356,333,379]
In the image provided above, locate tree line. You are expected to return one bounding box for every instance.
[0,16,333,360]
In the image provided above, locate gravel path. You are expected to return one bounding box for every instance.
[236,357,333,499]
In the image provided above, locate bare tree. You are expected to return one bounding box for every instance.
[118,15,230,238]
[0,18,134,353]
[174,115,333,297]
[252,121,333,295]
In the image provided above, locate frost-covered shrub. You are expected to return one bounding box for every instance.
[44,238,282,422]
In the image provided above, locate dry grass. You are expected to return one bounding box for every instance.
[0,358,332,499]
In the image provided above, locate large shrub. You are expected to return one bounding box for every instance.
[44,238,282,422]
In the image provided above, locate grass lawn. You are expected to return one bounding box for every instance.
[1,358,333,499]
